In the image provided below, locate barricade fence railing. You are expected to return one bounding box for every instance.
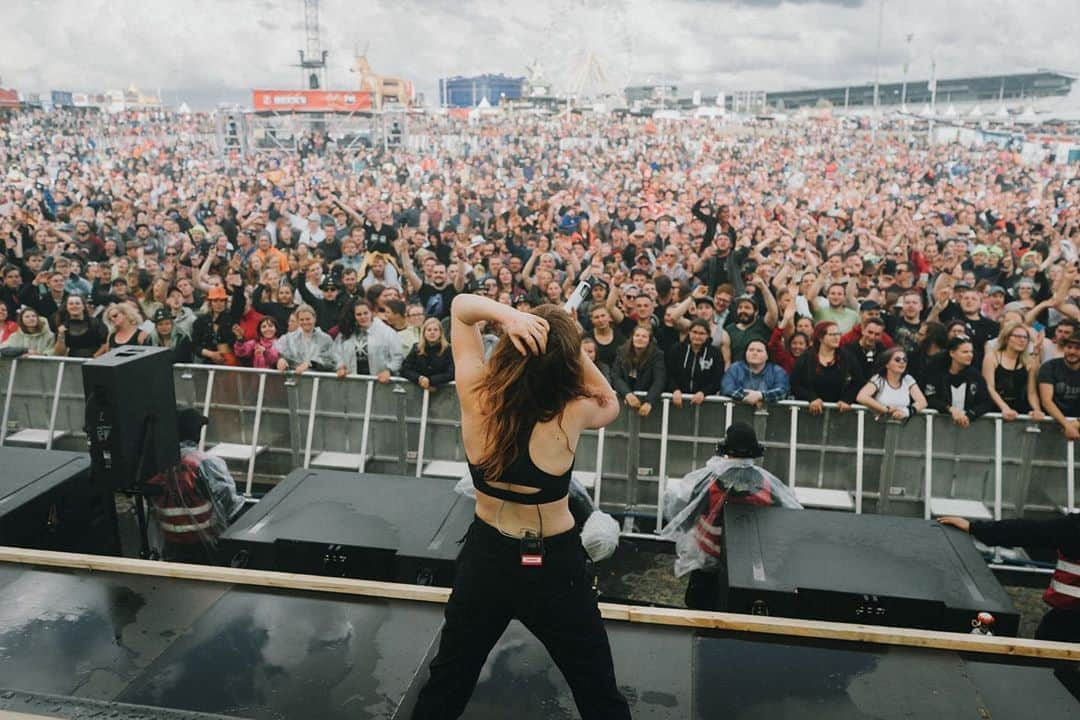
[0,357,1074,535]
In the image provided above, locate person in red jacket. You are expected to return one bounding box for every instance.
[839,300,895,348]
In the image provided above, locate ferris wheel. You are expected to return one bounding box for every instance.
[531,0,635,103]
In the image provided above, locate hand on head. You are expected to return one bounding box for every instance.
[506,311,549,356]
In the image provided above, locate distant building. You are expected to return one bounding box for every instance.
[762,71,1075,111]
[439,75,524,108]
[624,84,678,108]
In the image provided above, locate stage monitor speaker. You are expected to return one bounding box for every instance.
[723,504,1020,635]
[82,346,179,490]
[0,447,119,555]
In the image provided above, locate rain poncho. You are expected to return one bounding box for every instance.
[660,455,801,577]
[275,327,335,370]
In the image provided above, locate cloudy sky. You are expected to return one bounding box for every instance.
[1,0,1078,107]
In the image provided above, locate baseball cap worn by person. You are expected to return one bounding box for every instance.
[716,422,765,459]
[1064,331,1080,348]
[207,287,228,301]
[987,285,1006,296]
[859,300,881,312]
[152,308,173,323]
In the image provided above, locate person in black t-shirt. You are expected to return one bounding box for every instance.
[586,304,625,369]
[938,288,999,367]
[402,255,463,320]
[839,318,888,391]
[885,290,924,353]
[1038,331,1080,440]
[362,206,398,260]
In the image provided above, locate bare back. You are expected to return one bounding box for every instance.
[452,309,603,537]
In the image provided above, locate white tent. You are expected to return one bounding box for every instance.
[692,106,725,119]
[1017,106,1038,124]
[652,109,683,120]
[944,104,958,118]
[968,105,983,118]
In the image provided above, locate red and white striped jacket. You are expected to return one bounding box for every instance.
[147,456,217,545]
[1045,552,1080,610]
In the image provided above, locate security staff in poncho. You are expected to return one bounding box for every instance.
[147,408,245,563]
[660,423,801,610]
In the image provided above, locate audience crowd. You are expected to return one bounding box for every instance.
[2,107,1079,437]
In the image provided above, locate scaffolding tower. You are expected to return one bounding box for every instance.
[215,110,249,159]
[297,0,328,89]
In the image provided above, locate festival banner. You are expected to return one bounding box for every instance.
[0,89,19,108]
[252,89,373,112]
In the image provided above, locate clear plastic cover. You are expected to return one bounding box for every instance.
[660,456,802,577]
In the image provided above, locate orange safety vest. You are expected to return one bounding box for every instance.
[1044,552,1080,610]
[147,456,217,545]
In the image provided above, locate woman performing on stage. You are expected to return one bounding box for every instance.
[411,294,632,719]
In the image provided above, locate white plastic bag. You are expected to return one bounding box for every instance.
[581,510,620,562]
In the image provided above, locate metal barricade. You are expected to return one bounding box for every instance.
[1,357,1075,528]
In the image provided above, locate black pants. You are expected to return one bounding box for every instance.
[685,569,728,611]
[411,519,631,720]
[1035,608,1080,700]
[1035,607,1080,643]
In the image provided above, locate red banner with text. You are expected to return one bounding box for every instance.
[252,89,373,113]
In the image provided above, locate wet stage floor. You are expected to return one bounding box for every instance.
[0,563,1075,719]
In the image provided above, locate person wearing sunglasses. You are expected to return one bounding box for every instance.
[856,346,927,421]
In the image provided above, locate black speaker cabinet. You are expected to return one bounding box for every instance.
[82,346,179,490]
[723,504,1020,635]
[0,448,119,555]
[221,469,475,586]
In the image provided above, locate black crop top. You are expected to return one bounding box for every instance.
[468,425,573,505]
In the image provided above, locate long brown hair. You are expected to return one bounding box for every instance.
[475,304,588,482]
[416,317,449,357]
[617,325,657,371]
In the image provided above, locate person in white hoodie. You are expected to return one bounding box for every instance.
[333,297,403,382]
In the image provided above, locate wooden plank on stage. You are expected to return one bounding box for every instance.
[0,545,1076,662]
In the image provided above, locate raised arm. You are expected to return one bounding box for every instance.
[754,277,779,328]
[450,294,543,396]
[521,250,540,290]
[573,349,620,429]
[844,276,859,310]
[400,250,422,293]
[606,283,625,324]
[668,290,698,331]
[332,195,365,226]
